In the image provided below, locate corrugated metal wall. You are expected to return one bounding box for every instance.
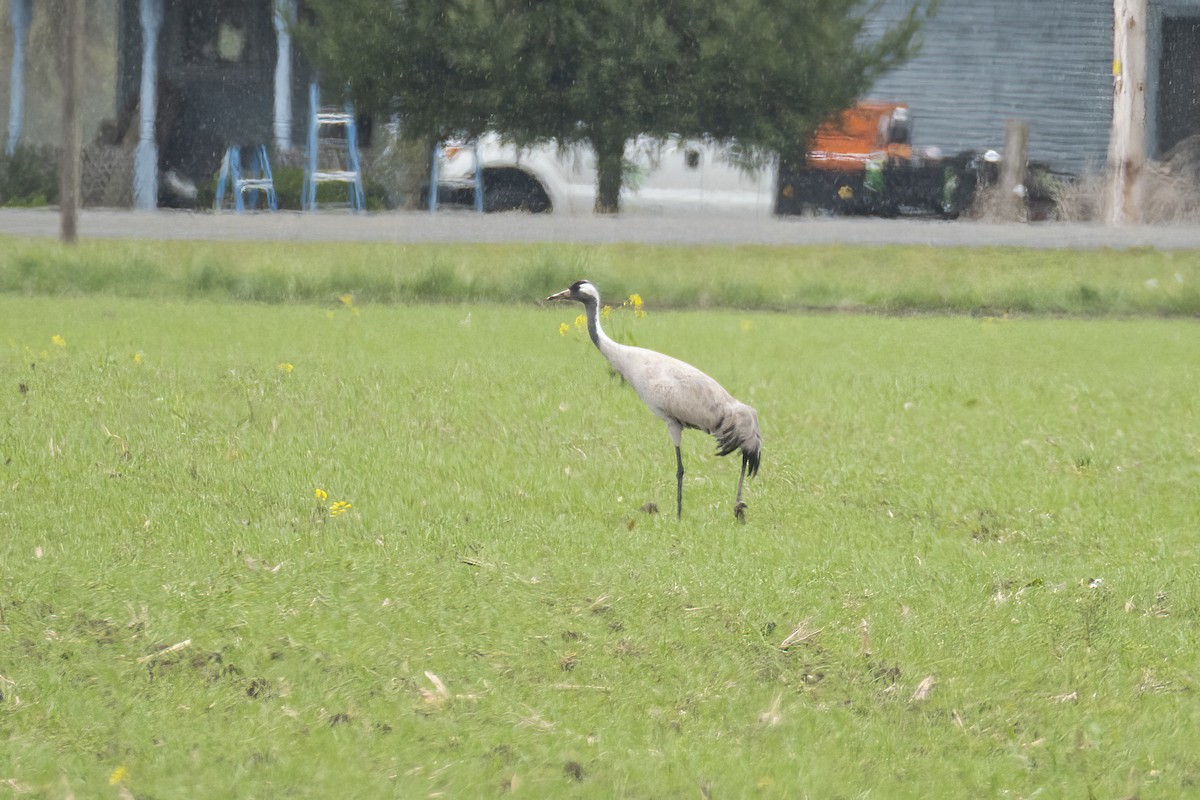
[864,0,1114,174]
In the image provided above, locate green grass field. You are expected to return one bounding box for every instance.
[2,235,1199,315]
[1,238,1198,798]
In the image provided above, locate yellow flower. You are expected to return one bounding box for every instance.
[558,322,569,336]
[109,766,127,786]
[600,305,612,319]
[132,352,144,364]
[739,319,753,332]
[339,293,354,306]
[329,500,353,516]
[574,314,586,330]
[628,293,644,310]
[51,335,66,348]
[277,362,294,373]
[314,488,328,502]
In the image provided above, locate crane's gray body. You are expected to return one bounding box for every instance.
[600,338,760,463]
[549,280,761,519]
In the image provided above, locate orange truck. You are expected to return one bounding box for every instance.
[777,100,976,217]
[806,101,913,171]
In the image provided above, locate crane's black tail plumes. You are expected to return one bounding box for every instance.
[714,403,761,477]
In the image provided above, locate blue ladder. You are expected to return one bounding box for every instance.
[303,83,365,212]
[214,144,278,212]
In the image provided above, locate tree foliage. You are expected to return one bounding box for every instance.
[690,0,925,162]
[496,0,707,211]
[299,0,928,213]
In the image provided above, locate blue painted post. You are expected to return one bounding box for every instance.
[133,0,163,210]
[273,0,296,153]
[303,82,319,211]
[5,0,31,156]
[232,147,247,213]
[215,148,231,210]
[344,100,365,211]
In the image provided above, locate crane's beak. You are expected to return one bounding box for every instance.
[545,288,572,302]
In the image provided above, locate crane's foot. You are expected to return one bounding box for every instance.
[734,501,748,523]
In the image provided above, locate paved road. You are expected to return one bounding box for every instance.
[1,207,1199,249]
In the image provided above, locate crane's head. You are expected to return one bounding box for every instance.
[546,280,601,306]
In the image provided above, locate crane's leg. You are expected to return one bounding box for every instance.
[675,445,685,519]
[734,453,749,523]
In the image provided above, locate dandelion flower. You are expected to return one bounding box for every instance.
[329,500,353,516]
[558,322,569,336]
[109,766,127,786]
[51,335,66,348]
[277,362,294,373]
[314,488,328,502]
[132,352,144,365]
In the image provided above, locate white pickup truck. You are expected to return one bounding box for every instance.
[436,133,778,216]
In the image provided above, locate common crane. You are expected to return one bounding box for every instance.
[547,280,761,521]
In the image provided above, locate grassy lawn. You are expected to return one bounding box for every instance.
[0,239,1198,797]
[1,235,1199,315]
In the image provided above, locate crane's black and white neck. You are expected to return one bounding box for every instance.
[547,280,761,521]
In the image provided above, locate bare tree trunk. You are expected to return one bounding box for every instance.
[1106,0,1147,225]
[60,0,84,244]
[593,133,623,215]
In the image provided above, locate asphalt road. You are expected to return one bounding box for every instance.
[2,207,1199,249]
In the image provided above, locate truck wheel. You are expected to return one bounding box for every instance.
[482,169,552,213]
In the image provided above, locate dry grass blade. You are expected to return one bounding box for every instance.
[779,619,823,649]
[417,670,451,710]
[587,595,612,614]
[424,671,448,697]
[136,639,191,664]
[911,675,936,702]
[101,424,130,459]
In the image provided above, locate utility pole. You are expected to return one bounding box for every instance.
[1106,0,1147,225]
[60,0,84,244]
[999,119,1029,222]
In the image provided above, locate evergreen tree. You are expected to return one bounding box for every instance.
[300,0,927,213]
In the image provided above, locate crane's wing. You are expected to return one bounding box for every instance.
[621,347,761,475]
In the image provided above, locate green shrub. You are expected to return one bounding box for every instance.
[0,144,59,207]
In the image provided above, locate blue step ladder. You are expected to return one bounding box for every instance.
[214,144,278,212]
[303,83,365,212]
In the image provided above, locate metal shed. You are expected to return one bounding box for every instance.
[867,0,1200,173]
